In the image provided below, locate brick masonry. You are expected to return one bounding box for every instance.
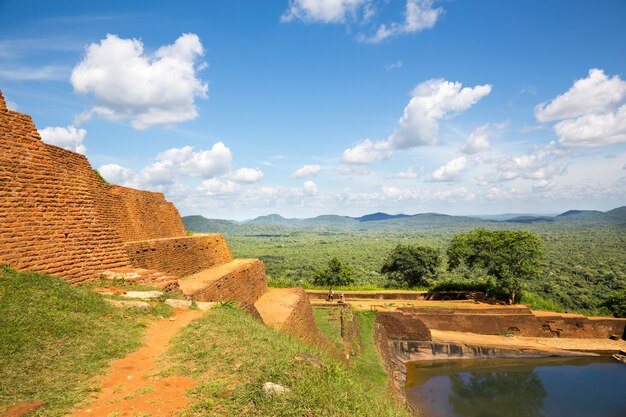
[123,234,233,277]
[183,259,267,304]
[0,89,262,292]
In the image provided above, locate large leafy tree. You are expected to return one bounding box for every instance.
[447,229,543,304]
[380,244,441,287]
[313,257,355,286]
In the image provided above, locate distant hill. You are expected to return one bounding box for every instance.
[354,212,411,222]
[183,206,626,233]
[556,206,626,224]
[182,215,239,234]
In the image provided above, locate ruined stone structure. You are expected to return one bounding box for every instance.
[0,90,266,299]
[0,89,331,350]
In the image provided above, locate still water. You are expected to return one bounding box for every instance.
[405,357,626,417]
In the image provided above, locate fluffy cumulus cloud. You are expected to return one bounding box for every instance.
[71,33,208,129]
[229,167,264,183]
[303,180,319,195]
[429,156,468,182]
[291,164,322,178]
[342,78,491,164]
[38,125,87,154]
[98,163,133,184]
[198,178,239,196]
[98,142,264,203]
[281,0,366,23]
[361,0,443,43]
[535,69,626,147]
[342,139,392,164]
[479,144,568,184]
[461,124,491,154]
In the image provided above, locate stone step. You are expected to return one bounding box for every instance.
[101,267,180,291]
[178,258,266,303]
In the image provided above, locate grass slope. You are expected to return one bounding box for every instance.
[164,305,409,417]
[0,268,154,416]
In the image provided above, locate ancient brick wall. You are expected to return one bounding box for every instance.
[0,91,185,283]
[123,234,233,277]
[280,288,337,350]
[393,308,626,339]
[0,100,130,282]
[184,259,267,304]
[107,186,185,242]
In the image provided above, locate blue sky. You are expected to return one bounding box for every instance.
[1,0,625,219]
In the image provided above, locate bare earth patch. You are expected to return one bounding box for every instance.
[68,309,203,417]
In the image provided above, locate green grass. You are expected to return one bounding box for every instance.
[312,308,344,352]
[163,304,409,417]
[0,268,159,416]
[313,308,392,398]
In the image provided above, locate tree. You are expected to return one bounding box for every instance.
[602,290,626,318]
[313,257,355,286]
[380,244,440,287]
[447,229,543,304]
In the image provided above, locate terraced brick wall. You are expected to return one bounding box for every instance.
[108,186,185,242]
[0,91,186,283]
[0,95,129,282]
[123,234,233,277]
[186,259,267,304]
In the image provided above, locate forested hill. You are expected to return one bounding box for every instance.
[183,206,626,233]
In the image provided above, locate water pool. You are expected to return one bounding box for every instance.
[405,357,626,417]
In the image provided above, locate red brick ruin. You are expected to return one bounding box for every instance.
[0,89,332,348]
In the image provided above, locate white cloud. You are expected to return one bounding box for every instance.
[479,144,568,184]
[38,125,87,154]
[535,69,626,122]
[342,139,392,164]
[71,33,208,129]
[342,78,491,164]
[198,178,239,196]
[303,180,319,195]
[535,69,626,147]
[281,0,366,23]
[291,164,322,178]
[6,100,18,111]
[461,124,491,154]
[393,167,419,179]
[230,167,264,183]
[553,105,626,147]
[360,0,443,43]
[133,142,231,186]
[98,163,133,184]
[430,156,468,182]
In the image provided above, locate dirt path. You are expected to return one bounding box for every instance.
[68,309,203,417]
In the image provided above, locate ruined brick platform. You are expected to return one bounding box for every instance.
[179,258,267,304]
[255,288,334,349]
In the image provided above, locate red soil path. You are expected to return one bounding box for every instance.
[68,309,202,417]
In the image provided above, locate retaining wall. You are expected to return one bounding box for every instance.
[401,308,626,339]
[124,234,233,277]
